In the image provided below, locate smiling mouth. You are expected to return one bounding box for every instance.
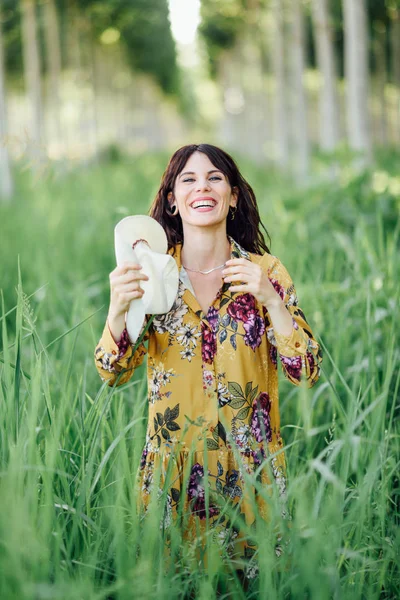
[191,200,217,209]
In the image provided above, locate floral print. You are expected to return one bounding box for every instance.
[243,310,266,350]
[202,368,214,389]
[94,236,323,577]
[206,306,219,331]
[148,361,176,404]
[270,344,278,367]
[250,392,273,443]
[227,292,266,350]
[187,463,220,519]
[307,350,316,370]
[152,281,188,335]
[217,381,232,407]
[227,293,256,322]
[176,323,201,348]
[109,326,130,358]
[201,321,217,364]
[269,278,285,300]
[279,354,303,381]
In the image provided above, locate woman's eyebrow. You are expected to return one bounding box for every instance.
[179,169,223,178]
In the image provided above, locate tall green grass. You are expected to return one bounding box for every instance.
[0,152,399,599]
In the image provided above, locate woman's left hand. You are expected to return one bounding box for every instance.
[222,258,283,310]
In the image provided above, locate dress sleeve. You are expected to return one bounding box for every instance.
[94,317,149,387]
[260,255,323,387]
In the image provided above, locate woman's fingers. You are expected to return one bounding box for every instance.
[117,270,149,284]
[223,270,253,283]
[223,260,263,289]
[228,284,249,292]
[225,258,249,266]
[223,262,252,272]
[111,262,145,276]
[111,283,145,307]
[110,265,149,286]
[225,276,247,284]
[117,288,145,300]
[116,281,145,293]
[108,262,149,317]
[222,262,255,278]
[110,261,141,275]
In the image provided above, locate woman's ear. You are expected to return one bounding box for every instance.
[167,191,173,202]
[231,186,239,206]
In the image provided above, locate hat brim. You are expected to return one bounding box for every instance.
[114,215,168,264]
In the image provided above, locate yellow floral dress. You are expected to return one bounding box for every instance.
[94,237,322,578]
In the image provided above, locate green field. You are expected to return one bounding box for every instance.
[0,151,399,599]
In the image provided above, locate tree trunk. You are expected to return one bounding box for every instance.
[373,26,387,146]
[88,35,100,158]
[21,0,44,164]
[390,10,400,144]
[342,0,372,164]
[217,49,244,153]
[0,4,13,201]
[216,1,269,163]
[240,32,268,163]
[271,0,289,168]
[65,0,84,158]
[311,0,340,151]
[239,0,268,164]
[289,0,309,181]
[43,0,62,154]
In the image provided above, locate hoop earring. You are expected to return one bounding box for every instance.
[230,206,237,220]
[167,203,178,216]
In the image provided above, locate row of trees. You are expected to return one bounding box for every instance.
[199,0,400,176]
[1,0,400,200]
[0,0,182,200]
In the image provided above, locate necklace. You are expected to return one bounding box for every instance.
[182,262,226,275]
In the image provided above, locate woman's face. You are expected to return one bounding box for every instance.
[168,151,238,229]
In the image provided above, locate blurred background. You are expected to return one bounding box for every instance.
[0,3,399,598]
[1,0,400,194]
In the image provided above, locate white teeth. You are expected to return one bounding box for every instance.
[192,201,216,209]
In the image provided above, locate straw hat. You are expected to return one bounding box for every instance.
[114,215,179,341]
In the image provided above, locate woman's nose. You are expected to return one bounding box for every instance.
[196,179,211,191]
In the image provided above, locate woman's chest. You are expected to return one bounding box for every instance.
[150,285,271,370]
[186,271,225,314]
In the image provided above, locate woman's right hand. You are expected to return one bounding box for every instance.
[108,261,149,319]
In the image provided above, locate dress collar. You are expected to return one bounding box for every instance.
[167,236,251,269]
[167,237,252,319]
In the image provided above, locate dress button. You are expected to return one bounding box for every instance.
[295,342,300,348]
[112,350,117,355]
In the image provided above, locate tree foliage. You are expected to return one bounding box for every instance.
[199,0,400,80]
[1,0,179,95]
[1,0,23,76]
[198,0,245,76]
[78,0,179,94]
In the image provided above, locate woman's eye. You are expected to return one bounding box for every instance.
[182,175,222,183]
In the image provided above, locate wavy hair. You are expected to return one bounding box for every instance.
[149,143,270,255]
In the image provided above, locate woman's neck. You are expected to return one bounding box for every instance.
[180,228,231,271]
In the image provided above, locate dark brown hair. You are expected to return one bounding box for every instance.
[149,143,270,255]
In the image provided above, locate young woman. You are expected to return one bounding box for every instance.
[94,143,322,583]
